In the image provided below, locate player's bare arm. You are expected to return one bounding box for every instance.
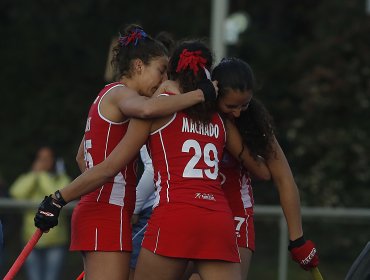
[76,136,86,173]
[225,119,271,181]
[118,88,205,119]
[267,137,303,240]
[59,118,152,203]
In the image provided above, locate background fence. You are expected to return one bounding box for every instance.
[1,198,369,280]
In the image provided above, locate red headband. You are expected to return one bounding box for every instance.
[176,49,207,75]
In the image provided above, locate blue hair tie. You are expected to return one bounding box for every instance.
[118,28,148,46]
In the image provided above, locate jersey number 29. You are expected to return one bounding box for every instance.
[182,139,218,180]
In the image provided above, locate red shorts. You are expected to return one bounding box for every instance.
[233,207,255,251]
[142,203,240,262]
[70,201,132,251]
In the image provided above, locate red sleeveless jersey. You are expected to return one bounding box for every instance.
[80,82,137,211]
[147,111,230,212]
[220,151,254,214]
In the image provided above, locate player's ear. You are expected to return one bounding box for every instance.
[133,59,144,75]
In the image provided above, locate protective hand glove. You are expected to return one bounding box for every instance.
[34,194,64,232]
[288,236,319,270]
[197,79,217,102]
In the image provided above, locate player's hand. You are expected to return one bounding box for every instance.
[288,236,319,270]
[34,195,63,232]
[197,79,218,102]
[154,80,181,96]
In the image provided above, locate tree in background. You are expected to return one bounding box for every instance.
[235,0,370,207]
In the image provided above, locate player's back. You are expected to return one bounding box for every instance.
[148,111,230,212]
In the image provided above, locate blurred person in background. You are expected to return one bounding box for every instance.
[9,145,70,280]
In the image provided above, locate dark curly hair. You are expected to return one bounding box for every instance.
[235,98,276,160]
[168,39,216,123]
[111,24,168,81]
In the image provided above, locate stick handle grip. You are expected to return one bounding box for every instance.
[4,229,43,280]
[311,267,323,280]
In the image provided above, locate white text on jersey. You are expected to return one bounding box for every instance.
[182,117,219,139]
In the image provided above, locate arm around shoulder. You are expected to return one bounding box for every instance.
[224,119,271,180]
[59,118,152,203]
[118,83,205,118]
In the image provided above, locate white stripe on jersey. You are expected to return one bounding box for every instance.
[217,113,227,146]
[150,113,177,135]
[104,123,111,159]
[95,228,98,251]
[109,172,126,206]
[240,174,252,208]
[97,84,129,125]
[159,131,171,203]
[154,228,161,253]
[153,172,162,208]
[120,206,123,250]
[245,214,249,248]
[96,122,112,202]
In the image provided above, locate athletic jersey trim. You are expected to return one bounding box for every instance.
[97,84,130,125]
[218,114,227,146]
[158,131,171,203]
[150,113,177,135]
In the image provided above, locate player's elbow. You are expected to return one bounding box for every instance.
[252,168,271,181]
[259,171,272,181]
[76,155,83,166]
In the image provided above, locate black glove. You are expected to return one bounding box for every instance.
[197,79,216,102]
[34,195,64,231]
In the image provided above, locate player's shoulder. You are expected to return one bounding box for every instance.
[106,83,138,100]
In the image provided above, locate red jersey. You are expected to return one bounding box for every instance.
[220,151,254,215]
[80,82,137,211]
[147,111,230,212]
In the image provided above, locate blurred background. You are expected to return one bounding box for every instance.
[0,0,369,279]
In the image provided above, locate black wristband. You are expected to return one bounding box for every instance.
[54,190,67,207]
[197,80,216,102]
[288,235,306,251]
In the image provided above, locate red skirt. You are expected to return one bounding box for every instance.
[70,201,132,251]
[142,203,240,262]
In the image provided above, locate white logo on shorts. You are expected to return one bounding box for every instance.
[195,193,216,201]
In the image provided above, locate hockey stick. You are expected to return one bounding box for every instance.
[4,228,43,280]
[311,267,323,280]
[76,271,85,280]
